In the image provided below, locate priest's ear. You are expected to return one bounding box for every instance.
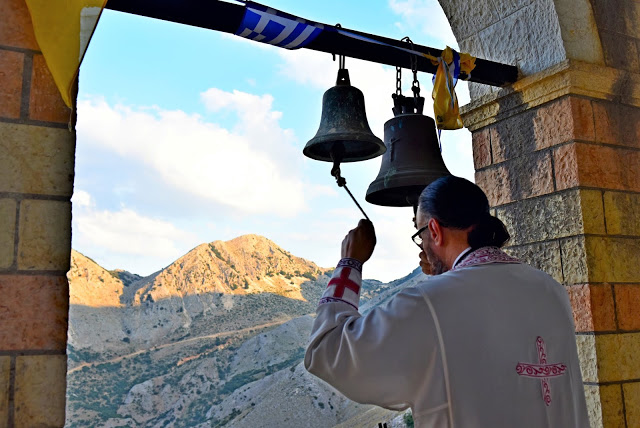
[427,217,444,246]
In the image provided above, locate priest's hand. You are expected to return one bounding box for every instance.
[341,219,376,263]
[419,250,433,275]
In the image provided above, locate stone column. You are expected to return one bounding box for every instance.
[443,0,640,425]
[0,0,73,425]
[462,60,640,427]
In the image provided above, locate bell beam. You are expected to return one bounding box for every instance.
[105,0,518,87]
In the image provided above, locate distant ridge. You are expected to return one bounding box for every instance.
[129,233,328,305]
[71,234,329,307]
[67,234,331,355]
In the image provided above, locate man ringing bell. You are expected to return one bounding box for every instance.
[305,175,589,428]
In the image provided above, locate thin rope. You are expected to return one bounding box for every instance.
[342,184,370,222]
[331,162,371,221]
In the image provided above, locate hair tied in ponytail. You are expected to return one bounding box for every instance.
[468,214,510,249]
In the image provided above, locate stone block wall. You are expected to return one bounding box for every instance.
[463,66,640,426]
[590,0,640,75]
[449,0,640,424]
[0,0,73,425]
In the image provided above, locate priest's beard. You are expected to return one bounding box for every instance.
[425,240,448,275]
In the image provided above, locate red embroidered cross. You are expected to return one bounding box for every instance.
[327,267,360,298]
[516,336,567,406]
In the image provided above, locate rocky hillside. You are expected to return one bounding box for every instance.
[68,250,125,307]
[129,234,323,305]
[66,235,422,427]
[68,235,329,358]
[67,251,130,354]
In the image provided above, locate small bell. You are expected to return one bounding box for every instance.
[366,95,451,207]
[303,67,385,163]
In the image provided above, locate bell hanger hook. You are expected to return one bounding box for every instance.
[392,37,425,116]
[333,25,350,86]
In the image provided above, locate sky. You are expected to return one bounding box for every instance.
[72,0,474,282]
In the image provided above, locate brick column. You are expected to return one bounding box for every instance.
[0,0,73,426]
[462,60,640,427]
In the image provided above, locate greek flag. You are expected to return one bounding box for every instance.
[235,2,323,49]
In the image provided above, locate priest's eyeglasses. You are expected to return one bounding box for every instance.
[412,225,428,248]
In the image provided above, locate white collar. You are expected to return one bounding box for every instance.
[452,247,473,269]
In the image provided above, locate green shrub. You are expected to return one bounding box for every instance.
[403,411,414,428]
[209,244,225,261]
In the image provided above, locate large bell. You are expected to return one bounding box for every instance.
[303,69,386,163]
[366,112,451,207]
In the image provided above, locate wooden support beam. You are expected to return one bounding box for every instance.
[104,0,518,87]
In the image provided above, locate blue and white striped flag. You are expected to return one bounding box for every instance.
[235,2,324,49]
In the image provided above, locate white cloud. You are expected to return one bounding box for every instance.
[72,194,199,274]
[72,189,94,208]
[326,207,365,218]
[388,0,458,48]
[440,126,475,182]
[366,210,422,281]
[77,93,307,217]
[457,80,470,106]
[307,183,339,197]
[276,49,336,89]
[75,206,195,258]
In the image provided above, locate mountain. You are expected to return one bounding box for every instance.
[109,269,143,287]
[68,250,125,307]
[66,235,422,427]
[127,234,323,304]
[68,235,327,358]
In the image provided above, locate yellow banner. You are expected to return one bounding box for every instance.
[25,0,107,107]
[429,47,476,130]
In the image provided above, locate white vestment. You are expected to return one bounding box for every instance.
[305,247,590,428]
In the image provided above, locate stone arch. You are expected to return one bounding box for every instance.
[441,0,604,99]
[1,0,639,426]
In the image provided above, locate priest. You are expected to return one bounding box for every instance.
[305,176,589,427]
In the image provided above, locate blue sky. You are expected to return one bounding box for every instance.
[72,0,474,282]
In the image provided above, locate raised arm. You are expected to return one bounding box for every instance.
[304,219,440,409]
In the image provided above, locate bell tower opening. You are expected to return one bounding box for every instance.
[65,2,474,426]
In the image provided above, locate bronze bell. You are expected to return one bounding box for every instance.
[366,96,451,206]
[303,68,385,163]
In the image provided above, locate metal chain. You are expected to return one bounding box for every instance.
[396,36,420,101]
[405,37,421,100]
